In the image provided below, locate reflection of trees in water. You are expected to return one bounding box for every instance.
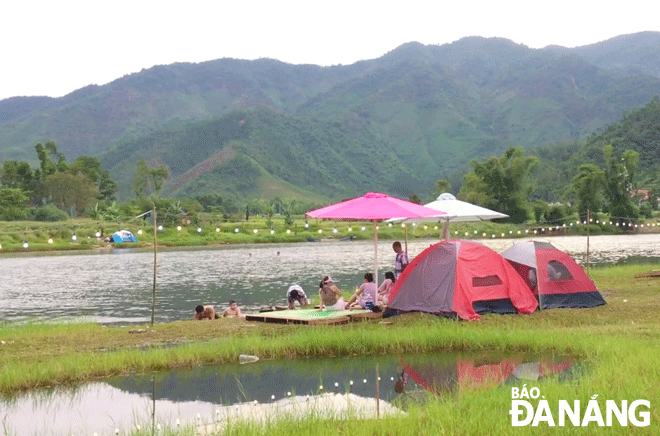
[104,352,577,408]
[106,354,405,405]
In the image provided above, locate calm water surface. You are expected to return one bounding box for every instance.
[1,234,659,323]
[0,351,577,436]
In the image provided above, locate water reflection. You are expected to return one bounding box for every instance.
[1,233,658,323]
[396,354,575,398]
[0,351,575,435]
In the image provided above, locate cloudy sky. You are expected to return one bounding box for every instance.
[1,0,658,100]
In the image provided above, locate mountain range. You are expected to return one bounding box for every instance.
[1,31,660,201]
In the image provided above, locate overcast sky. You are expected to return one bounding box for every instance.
[1,0,659,101]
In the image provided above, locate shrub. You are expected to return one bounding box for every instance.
[29,204,69,222]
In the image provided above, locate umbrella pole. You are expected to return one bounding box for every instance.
[442,220,450,240]
[404,225,408,253]
[374,221,379,288]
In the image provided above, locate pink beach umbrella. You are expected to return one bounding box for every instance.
[306,192,447,286]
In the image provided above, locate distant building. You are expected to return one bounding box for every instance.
[630,189,659,205]
[630,189,651,201]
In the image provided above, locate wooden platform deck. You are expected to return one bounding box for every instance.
[246,308,382,325]
[634,270,660,278]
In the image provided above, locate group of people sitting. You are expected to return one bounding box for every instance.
[194,271,398,320]
[284,241,407,312]
[193,300,244,320]
[315,271,396,312]
[285,270,398,312]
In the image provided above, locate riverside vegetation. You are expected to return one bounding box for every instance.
[0,264,658,435]
[1,214,657,253]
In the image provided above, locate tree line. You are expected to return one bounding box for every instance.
[0,142,117,220]
[0,143,319,223]
[438,144,657,227]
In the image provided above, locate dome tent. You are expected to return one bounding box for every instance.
[502,241,606,309]
[110,230,138,243]
[384,240,538,320]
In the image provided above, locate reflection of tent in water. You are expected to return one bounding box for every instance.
[398,356,574,396]
[502,241,606,309]
[110,230,137,243]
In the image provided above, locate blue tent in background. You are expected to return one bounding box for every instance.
[110,230,138,243]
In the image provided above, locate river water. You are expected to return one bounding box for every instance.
[1,234,659,324]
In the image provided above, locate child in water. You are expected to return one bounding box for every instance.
[223,300,245,318]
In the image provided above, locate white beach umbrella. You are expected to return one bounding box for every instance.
[387,193,509,240]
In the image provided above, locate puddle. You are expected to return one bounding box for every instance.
[0,351,578,435]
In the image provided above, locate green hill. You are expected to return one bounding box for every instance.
[102,108,419,201]
[2,33,660,201]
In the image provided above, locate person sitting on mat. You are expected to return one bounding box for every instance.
[346,272,378,310]
[318,276,345,311]
[287,284,309,309]
[223,300,245,318]
[377,271,396,306]
[194,304,218,320]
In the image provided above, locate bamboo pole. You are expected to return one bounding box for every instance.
[586,209,591,275]
[151,205,157,326]
[374,221,379,288]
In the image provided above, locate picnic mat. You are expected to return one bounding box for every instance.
[246,308,381,325]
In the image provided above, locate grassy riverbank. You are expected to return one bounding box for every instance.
[1,215,657,253]
[1,264,659,434]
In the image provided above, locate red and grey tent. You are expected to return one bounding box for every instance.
[384,240,538,320]
[502,241,606,309]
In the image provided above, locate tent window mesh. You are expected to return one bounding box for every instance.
[472,275,503,287]
[547,260,573,281]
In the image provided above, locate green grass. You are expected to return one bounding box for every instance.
[0,264,659,434]
[2,215,657,253]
